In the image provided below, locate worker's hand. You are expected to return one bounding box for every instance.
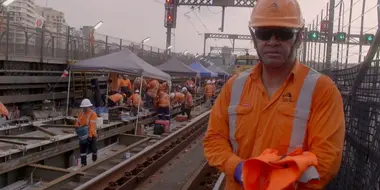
[234,161,244,185]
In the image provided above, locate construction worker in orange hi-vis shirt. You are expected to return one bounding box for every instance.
[75,99,98,167]
[203,0,345,189]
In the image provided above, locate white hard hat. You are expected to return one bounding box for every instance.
[80,98,93,108]
[170,93,175,99]
[181,87,188,92]
[135,90,140,93]
[207,80,211,84]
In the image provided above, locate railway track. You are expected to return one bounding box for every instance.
[181,161,222,190]
[36,110,210,190]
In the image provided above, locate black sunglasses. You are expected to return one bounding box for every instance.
[250,27,298,41]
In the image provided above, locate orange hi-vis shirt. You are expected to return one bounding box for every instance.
[203,61,345,190]
[204,84,214,97]
[129,94,143,107]
[109,93,124,103]
[173,92,185,104]
[0,102,8,117]
[158,91,170,107]
[119,79,132,89]
[147,80,159,98]
[75,110,97,137]
[184,92,193,108]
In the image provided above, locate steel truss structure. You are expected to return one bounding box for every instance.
[209,46,248,54]
[203,33,251,55]
[165,0,256,50]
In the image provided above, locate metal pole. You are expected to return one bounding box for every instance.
[312,19,316,68]
[66,26,70,62]
[40,25,45,63]
[203,35,207,56]
[141,42,144,57]
[166,27,171,55]
[219,6,225,32]
[336,0,343,68]
[5,11,9,61]
[345,0,354,68]
[134,76,144,135]
[358,0,366,63]
[302,28,308,64]
[326,0,335,69]
[66,70,71,116]
[318,10,323,65]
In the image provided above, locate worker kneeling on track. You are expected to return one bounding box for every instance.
[128,90,143,116]
[75,99,98,167]
[170,92,185,107]
[203,0,345,189]
[108,93,126,107]
[181,87,193,120]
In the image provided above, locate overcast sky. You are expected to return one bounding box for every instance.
[35,0,378,62]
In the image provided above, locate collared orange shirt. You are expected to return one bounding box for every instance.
[203,61,345,190]
[129,94,143,107]
[75,110,97,137]
[204,84,215,96]
[172,92,185,104]
[119,79,132,89]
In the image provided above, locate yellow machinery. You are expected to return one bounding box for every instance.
[234,54,259,74]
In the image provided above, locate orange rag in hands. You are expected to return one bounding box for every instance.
[242,148,320,190]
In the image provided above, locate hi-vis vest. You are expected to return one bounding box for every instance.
[214,68,321,189]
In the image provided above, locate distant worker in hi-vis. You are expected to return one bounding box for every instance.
[75,98,98,167]
[203,0,345,189]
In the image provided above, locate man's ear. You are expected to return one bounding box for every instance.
[294,31,302,49]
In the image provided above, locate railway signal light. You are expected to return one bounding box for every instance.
[165,6,177,28]
[334,32,346,42]
[363,34,374,45]
[165,0,175,5]
[308,31,319,41]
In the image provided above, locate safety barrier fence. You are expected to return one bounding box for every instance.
[324,60,380,189]
[0,23,193,65]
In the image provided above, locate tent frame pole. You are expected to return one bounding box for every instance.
[134,76,144,135]
[65,70,72,117]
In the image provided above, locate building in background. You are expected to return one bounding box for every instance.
[1,0,38,55]
[35,6,67,49]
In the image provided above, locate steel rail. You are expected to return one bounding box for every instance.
[74,110,211,190]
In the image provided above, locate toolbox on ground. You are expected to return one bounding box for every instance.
[153,120,170,135]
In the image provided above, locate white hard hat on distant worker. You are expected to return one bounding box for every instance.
[182,87,188,92]
[135,90,139,93]
[170,93,175,99]
[80,99,93,108]
[249,0,304,29]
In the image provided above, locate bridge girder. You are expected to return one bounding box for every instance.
[203,32,252,55]
[210,46,248,54]
[165,0,256,49]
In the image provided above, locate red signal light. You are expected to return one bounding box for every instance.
[166,0,172,4]
[167,15,172,21]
